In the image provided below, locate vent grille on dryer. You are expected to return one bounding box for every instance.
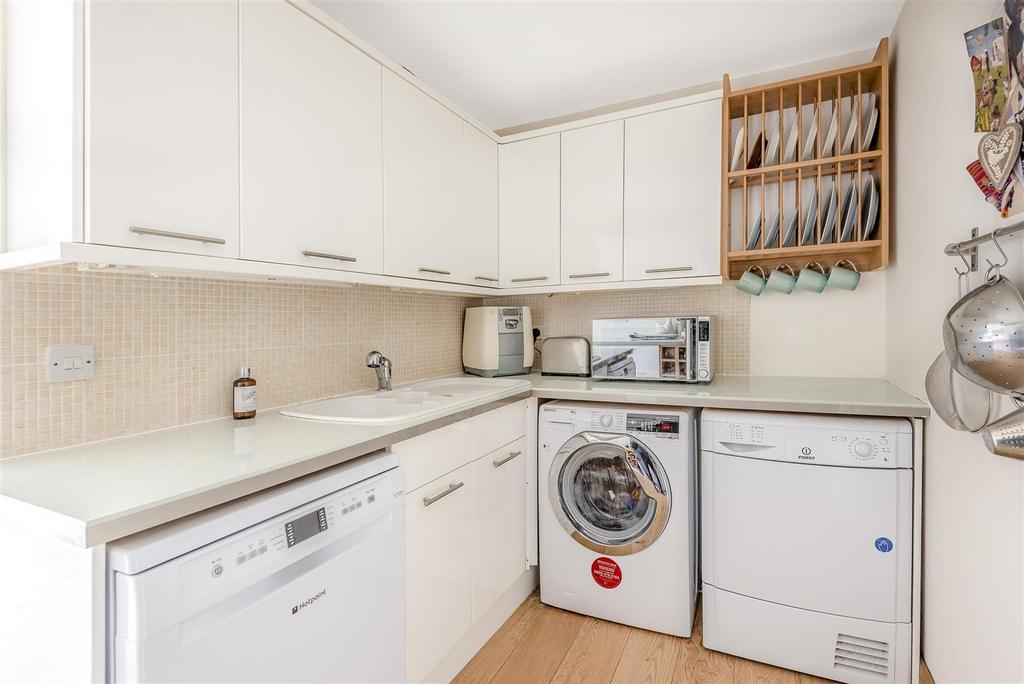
[833,633,890,679]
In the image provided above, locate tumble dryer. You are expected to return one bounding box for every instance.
[539,401,698,637]
[701,409,918,683]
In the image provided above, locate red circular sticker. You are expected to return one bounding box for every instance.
[591,556,622,589]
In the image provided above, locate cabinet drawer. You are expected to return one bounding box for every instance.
[392,421,473,493]
[471,400,527,459]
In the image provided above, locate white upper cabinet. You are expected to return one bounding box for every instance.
[498,135,561,288]
[463,124,499,286]
[560,121,624,284]
[85,0,239,257]
[239,0,383,273]
[383,71,464,283]
[624,100,722,280]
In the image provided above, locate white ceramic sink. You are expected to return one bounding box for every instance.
[280,377,530,423]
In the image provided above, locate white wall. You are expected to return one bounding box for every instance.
[750,271,886,377]
[888,3,1024,682]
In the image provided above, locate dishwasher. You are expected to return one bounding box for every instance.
[107,451,405,683]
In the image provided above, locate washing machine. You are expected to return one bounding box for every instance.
[701,409,917,684]
[539,401,698,637]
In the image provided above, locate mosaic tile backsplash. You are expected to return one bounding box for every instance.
[0,267,752,457]
[0,265,472,457]
[485,285,750,375]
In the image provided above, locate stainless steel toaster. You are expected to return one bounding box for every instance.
[540,337,591,376]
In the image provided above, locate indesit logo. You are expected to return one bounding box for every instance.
[291,589,327,615]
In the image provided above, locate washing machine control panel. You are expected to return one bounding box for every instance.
[626,413,680,436]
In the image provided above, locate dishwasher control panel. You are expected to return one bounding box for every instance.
[185,477,389,591]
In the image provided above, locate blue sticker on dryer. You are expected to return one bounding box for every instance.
[874,537,894,553]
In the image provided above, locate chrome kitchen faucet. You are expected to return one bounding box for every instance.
[366,351,392,391]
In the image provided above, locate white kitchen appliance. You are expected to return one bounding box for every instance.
[107,452,405,683]
[539,401,698,636]
[591,316,713,382]
[463,306,533,377]
[701,410,916,683]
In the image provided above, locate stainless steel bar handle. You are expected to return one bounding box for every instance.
[419,267,452,275]
[474,276,499,282]
[129,226,226,245]
[645,266,693,274]
[510,276,548,283]
[492,450,522,468]
[422,481,464,506]
[302,250,357,263]
[568,272,610,279]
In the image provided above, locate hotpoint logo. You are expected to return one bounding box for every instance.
[291,589,327,615]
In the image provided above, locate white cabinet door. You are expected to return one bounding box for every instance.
[624,100,721,280]
[85,0,239,257]
[498,135,560,288]
[239,0,383,273]
[471,437,527,623]
[383,71,463,283]
[463,124,499,286]
[560,121,624,284]
[406,464,474,683]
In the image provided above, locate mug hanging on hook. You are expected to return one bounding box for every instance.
[736,266,767,296]
[827,259,861,291]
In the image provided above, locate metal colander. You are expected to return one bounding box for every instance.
[942,273,1024,394]
[924,351,992,431]
[982,407,1024,460]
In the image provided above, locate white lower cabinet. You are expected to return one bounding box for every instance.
[472,436,528,622]
[395,400,529,682]
[405,464,475,683]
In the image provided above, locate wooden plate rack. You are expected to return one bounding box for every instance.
[720,38,889,280]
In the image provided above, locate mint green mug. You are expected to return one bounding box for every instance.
[736,265,767,296]
[766,264,797,294]
[795,262,828,293]
[827,259,861,291]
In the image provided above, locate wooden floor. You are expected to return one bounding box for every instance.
[454,592,934,684]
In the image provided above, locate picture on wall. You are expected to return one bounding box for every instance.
[965,18,1010,132]
[1005,0,1024,81]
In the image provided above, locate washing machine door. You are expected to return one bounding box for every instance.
[549,432,671,556]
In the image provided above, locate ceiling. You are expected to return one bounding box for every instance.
[313,1,905,132]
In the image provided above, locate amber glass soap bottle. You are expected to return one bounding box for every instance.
[233,367,256,420]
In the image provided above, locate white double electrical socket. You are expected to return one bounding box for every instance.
[45,345,95,382]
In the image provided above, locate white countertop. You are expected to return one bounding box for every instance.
[0,381,532,548]
[527,374,930,418]
[0,373,926,549]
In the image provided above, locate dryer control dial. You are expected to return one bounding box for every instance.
[851,439,875,460]
[599,414,613,428]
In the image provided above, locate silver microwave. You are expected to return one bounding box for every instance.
[591,316,714,382]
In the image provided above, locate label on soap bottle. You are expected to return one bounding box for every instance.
[234,386,256,413]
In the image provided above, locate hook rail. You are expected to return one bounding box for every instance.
[944,222,1024,272]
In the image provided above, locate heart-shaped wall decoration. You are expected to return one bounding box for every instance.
[978,123,1022,187]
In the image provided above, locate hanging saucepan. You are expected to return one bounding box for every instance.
[942,240,1024,394]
